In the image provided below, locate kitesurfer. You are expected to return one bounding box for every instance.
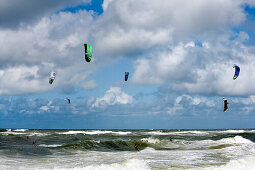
[134,144,139,151]
[223,98,229,112]
[169,137,172,141]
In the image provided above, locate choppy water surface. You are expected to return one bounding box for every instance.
[1,129,255,169]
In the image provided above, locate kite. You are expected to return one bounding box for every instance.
[49,72,56,84]
[223,98,229,112]
[125,72,129,81]
[84,44,93,62]
[65,98,70,104]
[233,64,240,80]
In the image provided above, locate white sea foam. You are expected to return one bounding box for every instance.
[141,137,160,144]
[13,129,27,132]
[81,159,150,170]
[147,131,171,135]
[170,135,254,151]
[146,130,209,136]
[39,144,63,148]
[58,130,111,135]
[221,130,245,134]
[196,156,255,170]
[208,129,255,135]
[218,136,253,144]
[140,147,157,153]
[187,135,254,148]
[58,130,131,135]
[46,159,150,170]
[0,129,46,136]
[219,156,255,170]
[0,157,150,170]
[58,130,87,135]
[1,130,24,135]
[111,131,132,135]
[28,132,49,136]
[173,131,209,135]
[80,130,112,135]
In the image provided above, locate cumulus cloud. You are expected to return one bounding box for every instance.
[132,35,255,96]
[91,87,133,109]
[96,0,255,96]
[132,43,192,85]
[0,0,90,28]
[0,10,96,95]
[0,65,49,95]
[167,94,216,116]
[1,89,254,118]
[0,0,254,99]
[100,0,245,40]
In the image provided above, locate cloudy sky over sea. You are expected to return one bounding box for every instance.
[0,0,255,129]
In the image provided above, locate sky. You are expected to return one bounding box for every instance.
[1,0,255,129]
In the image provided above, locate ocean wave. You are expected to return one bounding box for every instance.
[28,132,49,136]
[165,136,254,151]
[61,139,150,151]
[209,129,255,134]
[141,137,160,144]
[146,131,171,135]
[58,130,132,135]
[218,136,253,144]
[218,156,255,170]
[146,130,209,136]
[58,135,254,152]
[13,129,28,132]
[221,130,245,134]
[173,131,209,135]
[0,130,24,135]
[186,135,254,147]
[39,144,63,148]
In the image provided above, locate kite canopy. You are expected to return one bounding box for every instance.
[65,98,70,104]
[84,44,93,62]
[49,72,56,84]
[223,98,229,112]
[233,64,240,80]
[125,72,129,81]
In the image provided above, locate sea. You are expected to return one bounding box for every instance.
[0,129,255,170]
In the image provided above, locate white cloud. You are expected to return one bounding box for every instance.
[0,0,90,28]
[101,0,245,36]
[232,95,255,105]
[132,35,255,96]
[81,80,98,90]
[0,10,95,95]
[132,43,190,85]
[91,87,133,108]
[39,101,53,112]
[0,65,49,95]
[102,0,113,11]
[167,94,216,116]
[0,0,253,98]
